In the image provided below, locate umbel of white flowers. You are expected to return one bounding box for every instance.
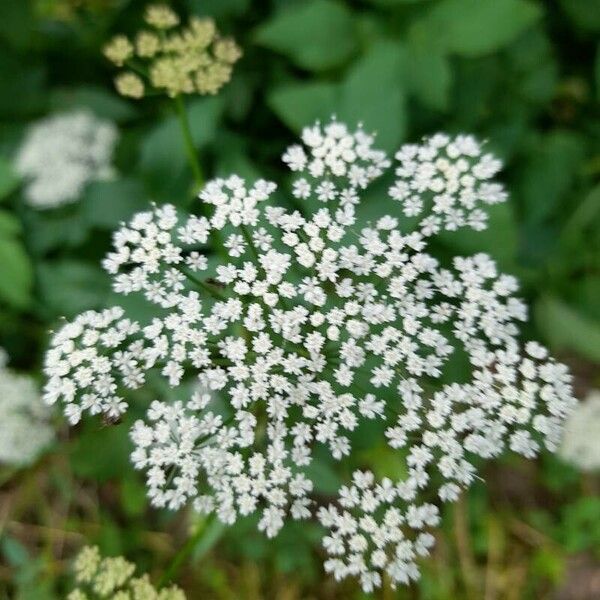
[43,119,576,592]
[14,111,118,209]
[0,348,53,466]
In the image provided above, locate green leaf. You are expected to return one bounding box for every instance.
[0,158,19,201]
[255,0,358,71]
[0,209,21,236]
[422,0,542,57]
[535,295,600,363]
[406,24,452,110]
[139,97,223,195]
[70,423,131,482]
[338,40,407,151]
[517,131,585,224]
[0,236,33,309]
[268,82,338,133]
[49,86,138,122]
[439,202,518,268]
[558,0,600,32]
[38,260,110,318]
[596,44,600,101]
[366,0,422,5]
[270,42,407,151]
[187,0,250,17]
[81,178,150,229]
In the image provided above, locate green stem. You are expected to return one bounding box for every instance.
[158,515,223,588]
[173,95,204,191]
[173,95,227,255]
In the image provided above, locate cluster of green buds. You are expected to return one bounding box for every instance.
[103,3,242,99]
[68,546,186,600]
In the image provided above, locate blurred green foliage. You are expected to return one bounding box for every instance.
[0,0,598,598]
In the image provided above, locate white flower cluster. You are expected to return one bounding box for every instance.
[43,119,576,591]
[559,390,600,471]
[0,349,53,466]
[14,111,118,209]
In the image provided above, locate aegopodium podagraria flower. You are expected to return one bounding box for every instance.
[69,545,185,599]
[103,3,242,99]
[14,111,118,209]
[559,390,600,471]
[0,348,53,466]
[44,119,576,592]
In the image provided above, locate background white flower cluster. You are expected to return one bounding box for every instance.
[43,119,576,592]
[14,110,118,209]
[0,348,53,467]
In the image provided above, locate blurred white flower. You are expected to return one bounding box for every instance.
[560,390,600,471]
[0,348,53,466]
[14,111,118,209]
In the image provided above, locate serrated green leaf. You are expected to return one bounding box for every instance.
[422,0,542,57]
[255,0,358,71]
[535,295,600,363]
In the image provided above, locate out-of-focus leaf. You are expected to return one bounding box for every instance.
[570,276,600,322]
[558,0,600,32]
[139,97,223,194]
[562,184,600,239]
[214,134,264,180]
[596,44,600,100]
[0,209,21,235]
[366,0,421,5]
[439,203,519,267]
[268,82,338,132]
[70,423,131,482]
[26,210,89,255]
[303,452,344,494]
[406,24,452,110]
[255,0,357,71]
[0,158,19,201]
[421,0,542,57]
[50,86,138,122]
[270,41,407,151]
[187,0,250,17]
[38,260,110,317]
[0,235,33,309]
[338,40,407,151]
[0,54,46,117]
[120,476,148,517]
[1,537,29,567]
[535,295,600,363]
[81,178,150,229]
[0,1,32,50]
[518,131,585,224]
